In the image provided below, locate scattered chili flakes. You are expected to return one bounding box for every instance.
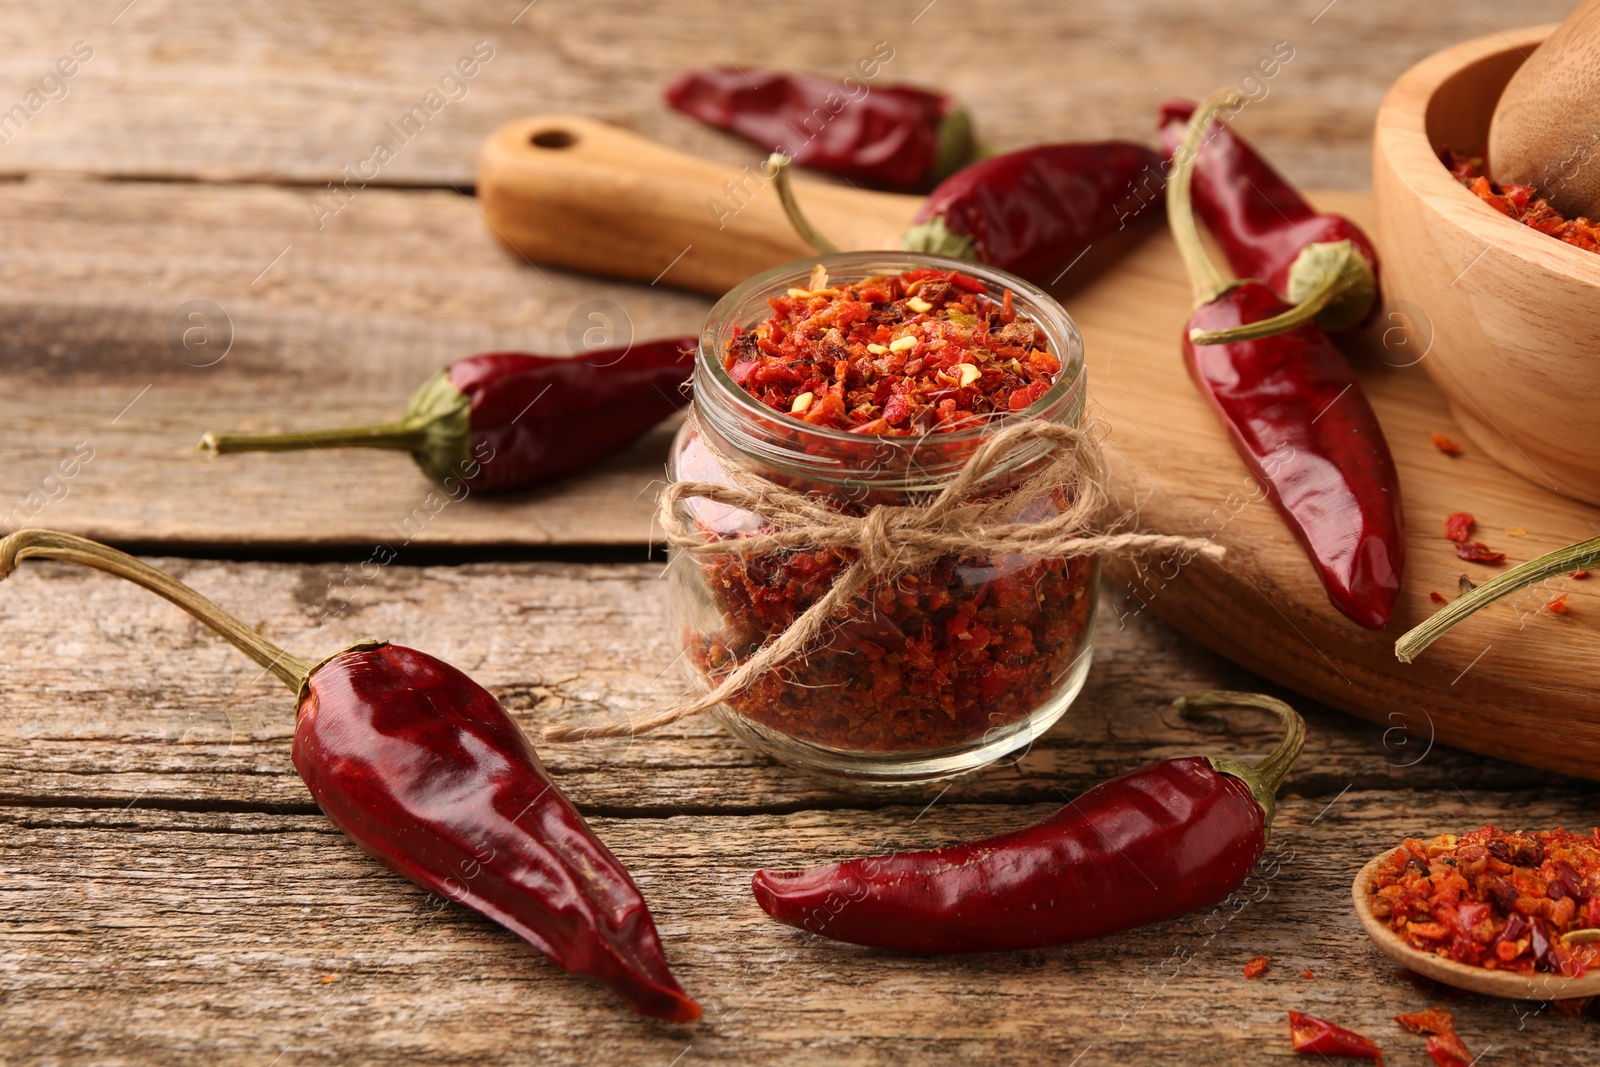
[1506,526,1528,537]
[1573,570,1590,580]
[1430,591,1448,605]
[1243,955,1270,978]
[1301,968,1314,979]
[1444,149,1600,253]
[318,973,340,984]
[1431,433,1463,456]
[1394,1006,1456,1036]
[1426,1032,1475,1067]
[1363,827,1600,978]
[1443,512,1474,544]
[1288,1011,1385,1062]
[1547,593,1571,615]
[1454,542,1506,564]
[1550,995,1594,1016]
[722,264,1060,434]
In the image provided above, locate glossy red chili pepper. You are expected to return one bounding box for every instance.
[201,339,696,492]
[1170,92,1404,629]
[750,691,1303,952]
[1159,98,1379,331]
[1288,1011,1385,1061]
[903,141,1165,285]
[0,529,700,1023]
[664,67,974,192]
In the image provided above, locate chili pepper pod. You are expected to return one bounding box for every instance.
[0,529,700,1022]
[1169,91,1404,629]
[200,339,696,493]
[665,67,975,193]
[902,141,1166,285]
[1159,99,1380,335]
[751,691,1304,952]
[769,141,1165,288]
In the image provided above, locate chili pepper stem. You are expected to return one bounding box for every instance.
[200,419,430,456]
[1174,690,1305,832]
[0,529,315,690]
[1187,265,1342,345]
[1168,89,1242,305]
[769,153,841,255]
[1396,536,1600,663]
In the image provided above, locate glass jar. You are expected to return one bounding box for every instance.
[665,253,1097,784]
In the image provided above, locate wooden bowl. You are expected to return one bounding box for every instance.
[1353,850,1600,1000]
[1374,25,1600,506]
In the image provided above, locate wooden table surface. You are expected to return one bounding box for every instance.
[1,2,1593,1064]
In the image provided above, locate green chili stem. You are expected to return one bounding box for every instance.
[1187,268,1341,345]
[1175,689,1306,835]
[0,529,314,691]
[1395,536,1600,663]
[1167,88,1239,303]
[199,420,428,456]
[768,153,841,256]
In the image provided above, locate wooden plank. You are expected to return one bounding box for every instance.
[2,790,1592,1065]
[0,2,1574,189]
[0,175,709,547]
[1,557,1590,817]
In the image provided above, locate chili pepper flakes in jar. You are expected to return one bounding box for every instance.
[665,254,1096,783]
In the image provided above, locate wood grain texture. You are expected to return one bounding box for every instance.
[0,1,1576,190]
[11,557,1589,817]
[3,791,1594,1065]
[0,174,708,547]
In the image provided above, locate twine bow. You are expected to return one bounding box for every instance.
[543,413,1224,743]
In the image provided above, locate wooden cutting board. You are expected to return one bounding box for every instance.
[479,116,1600,780]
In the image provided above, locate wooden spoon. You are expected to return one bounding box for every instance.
[1487,0,1600,218]
[1352,851,1600,1000]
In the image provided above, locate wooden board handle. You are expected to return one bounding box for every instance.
[476,115,923,296]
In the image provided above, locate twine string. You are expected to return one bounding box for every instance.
[543,413,1224,743]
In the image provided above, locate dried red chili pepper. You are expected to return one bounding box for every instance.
[0,529,699,1022]
[750,691,1304,951]
[903,141,1165,284]
[1289,1011,1384,1061]
[1243,956,1270,978]
[664,67,974,192]
[1168,91,1405,629]
[1159,99,1379,334]
[201,340,695,492]
[771,140,1164,287]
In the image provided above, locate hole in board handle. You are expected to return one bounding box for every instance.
[530,129,576,149]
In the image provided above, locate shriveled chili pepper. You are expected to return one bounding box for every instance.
[1159,98,1379,334]
[1288,1011,1385,1061]
[664,67,974,192]
[200,339,696,492]
[0,529,699,1022]
[750,691,1303,952]
[770,141,1164,287]
[1169,91,1405,630]
[902,141,1165,284]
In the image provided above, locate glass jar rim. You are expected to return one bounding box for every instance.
[698,251,1085,445]
[693,252,1086,491]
